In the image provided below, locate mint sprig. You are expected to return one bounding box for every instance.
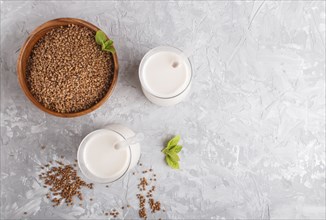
[95,30,115,54]
[162,135,183,169]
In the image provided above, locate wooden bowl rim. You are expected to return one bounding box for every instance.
[17,17,119,118]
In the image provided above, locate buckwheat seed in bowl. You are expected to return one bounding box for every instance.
[26,24,114,113]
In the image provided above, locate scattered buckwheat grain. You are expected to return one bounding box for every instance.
[38,160,93,207]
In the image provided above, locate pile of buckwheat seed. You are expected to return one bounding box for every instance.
[26,24,114,113]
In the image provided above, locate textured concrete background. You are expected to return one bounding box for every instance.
[1,1,325,219]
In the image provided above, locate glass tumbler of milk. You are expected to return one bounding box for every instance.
[77,124,141,183]
[139,46,192,106]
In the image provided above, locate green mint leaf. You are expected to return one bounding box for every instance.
[105,39,114,46]
[162,135,182,170]
[102,39,113,50]
[162,146,170,154]
[167,151,180,162]
[165,155,179,169]
[102,42,106,50]
[100,39,115,54]
[171,145,182,153]
[95,30,107,45]
[103,46,116,54]
[166,135,180,150]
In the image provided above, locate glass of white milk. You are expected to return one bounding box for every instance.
[77,124,141,183]
[139,46,192,106]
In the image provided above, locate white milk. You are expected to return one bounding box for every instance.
[78,125,141,183]
[139,46,192,106]
[83,129,130,180]
[142,51,191,97]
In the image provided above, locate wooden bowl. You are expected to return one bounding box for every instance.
[17,18,119,117]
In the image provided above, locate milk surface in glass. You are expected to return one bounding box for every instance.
[82,129,130,181]
[142,51,191,98]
